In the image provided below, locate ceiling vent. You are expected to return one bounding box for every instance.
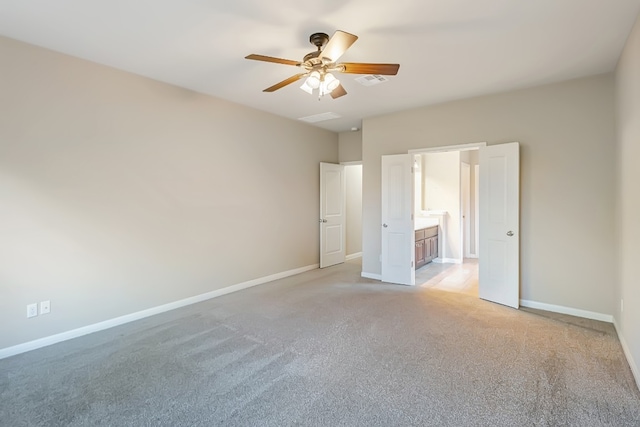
[298,112,342,123]
[355,74,389,86]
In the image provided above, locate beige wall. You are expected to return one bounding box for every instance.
[345,165,362,256]
[338,130,363,162]
[0,37,338,350]
[615,13,640,384]
[362,74,616,315]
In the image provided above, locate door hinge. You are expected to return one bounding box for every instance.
[411,261,414,268]
[411,166,414,173]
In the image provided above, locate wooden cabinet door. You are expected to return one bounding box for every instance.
[415,240,425,268]
[425,237,432,260]
[431,236,438,259]
[415,229,439,268]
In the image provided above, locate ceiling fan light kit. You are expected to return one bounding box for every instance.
[306,71,322,89]
[245,30,400,100]
[301,71,342,99]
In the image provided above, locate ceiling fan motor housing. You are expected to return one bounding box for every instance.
[309,32,329,49]
[304,33,330,65]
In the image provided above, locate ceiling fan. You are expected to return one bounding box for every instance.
[245,30,400,99]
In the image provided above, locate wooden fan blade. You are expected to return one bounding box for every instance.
[245,54,301,66]
[340,63,400,75]
[263,73,306,92]
[330,84,347,99]
[320,30,358,62]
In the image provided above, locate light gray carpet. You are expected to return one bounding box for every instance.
[1,259,639,426]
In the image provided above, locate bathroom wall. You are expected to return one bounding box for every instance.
[422,151,462,261]
[460,150,479,257]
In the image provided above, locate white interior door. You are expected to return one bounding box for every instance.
[478,142,520,308]
[320,162,346,268]
[474,165,480,258]
[462,162,471,258]
[381,154,415,285]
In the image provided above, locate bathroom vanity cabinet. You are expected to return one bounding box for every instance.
[415,226,438,269]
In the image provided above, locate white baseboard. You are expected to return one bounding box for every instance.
[345,252,362,261]
[519,300,640,388]
[0,263,319,360]
[361,272,381,280]
[613,318,640,390]
[519,299,613,323]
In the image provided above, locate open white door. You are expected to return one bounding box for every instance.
[320,162,346,268]
[381,154,415,285]
[462,162,471,258]
[479,142,520,308]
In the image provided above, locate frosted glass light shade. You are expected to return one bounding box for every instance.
[306,71,321,89]
[300,81,313,94]
[324,73,340,92]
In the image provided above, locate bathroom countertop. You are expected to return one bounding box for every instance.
[414,217,439,230]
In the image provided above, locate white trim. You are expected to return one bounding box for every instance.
[473,164,480,257]
[340,160,362,166]
[408,142,487,155]
[0,263,319,360]
[613,318,640,390]
[361,272,382,280]
[519,301,639,390]
[519,299,613,323]
[346,252,362,261]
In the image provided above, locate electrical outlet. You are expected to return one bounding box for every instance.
[27,303,38,318]
[40,300,50,315]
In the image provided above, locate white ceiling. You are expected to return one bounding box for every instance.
[1,0,639,132]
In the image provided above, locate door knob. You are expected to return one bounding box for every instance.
[383,223,388,228]
[506,231,514,236]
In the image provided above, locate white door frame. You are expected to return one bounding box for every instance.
[385,141,520,310]
[409,142,487,155]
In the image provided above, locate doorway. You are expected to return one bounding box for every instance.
[380,142,520,308]
[413,148,479,292]
[344,163,362,260]
[319,162,362,268]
